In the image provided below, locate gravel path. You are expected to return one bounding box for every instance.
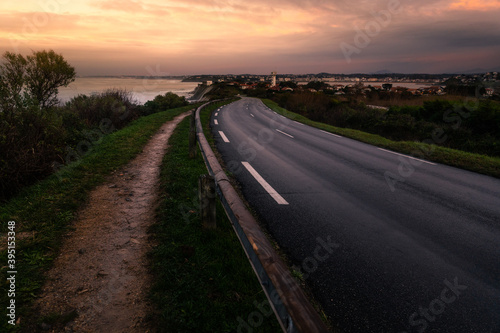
[30,111,191,332]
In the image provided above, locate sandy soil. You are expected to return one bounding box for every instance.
[28,111,190,332]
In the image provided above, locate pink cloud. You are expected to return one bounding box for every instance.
[450,0,500,10]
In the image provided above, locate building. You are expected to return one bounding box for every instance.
[271,71,277,87]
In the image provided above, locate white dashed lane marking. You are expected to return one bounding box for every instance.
[219,131,230,143]
[276,129,294,138]
[241,162,289,205]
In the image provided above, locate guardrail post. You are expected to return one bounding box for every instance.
[199,174,216,229]
[189,111,197,159]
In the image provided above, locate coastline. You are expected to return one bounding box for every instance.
[58,78,201,105]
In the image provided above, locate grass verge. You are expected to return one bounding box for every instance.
[149,101,281,332]
[262,99,500,178]
[0,105,196,332]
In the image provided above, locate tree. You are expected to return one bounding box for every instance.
[0,52,27,114]
[306,81,329,91]
[279,81,297,89]
[0,50,75,200]
[25,50,76,108]
[0,50,76,110]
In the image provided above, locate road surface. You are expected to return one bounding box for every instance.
[211,97,500,333]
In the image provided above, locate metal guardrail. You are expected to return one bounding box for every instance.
[194,101,329,333]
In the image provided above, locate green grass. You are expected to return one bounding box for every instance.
[262,99,500,178]
[149,101,281,332]
[0,105,196,332]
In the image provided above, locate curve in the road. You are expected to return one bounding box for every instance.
[212,97,500,333]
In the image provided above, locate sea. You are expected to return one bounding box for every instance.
[58,77,201,105]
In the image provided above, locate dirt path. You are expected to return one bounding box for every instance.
[30,111,190,332]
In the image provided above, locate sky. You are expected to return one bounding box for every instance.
[1,0,499,75]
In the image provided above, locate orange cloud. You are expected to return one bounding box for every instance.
[450,0,500,10]
[2,0,499,75]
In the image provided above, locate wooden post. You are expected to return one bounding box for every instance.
[189,111,197,159]
[199,174,216,229]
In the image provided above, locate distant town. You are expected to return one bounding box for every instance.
[81,72,500,98]
[183,72,500,97]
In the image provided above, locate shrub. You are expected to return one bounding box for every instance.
[142,92,188,115]
[0,106,66,201]
[64,89,140,129]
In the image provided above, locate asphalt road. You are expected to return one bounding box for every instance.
[211,97,500,333]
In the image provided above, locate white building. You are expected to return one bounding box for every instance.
[271,71,277,87]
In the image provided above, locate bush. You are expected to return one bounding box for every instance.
[0,106,66,201]
[64,89,140,129]
[142,92,188,115]
[466,100,500,138]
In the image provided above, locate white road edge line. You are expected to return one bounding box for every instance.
[295,121,305,126]
[219,131,230,143]
[377,148,436,165]
[320,130,341,138]
[241,162,289,205]
[215,112,218,116]
[214,119,219,125]
[276,129,294,138]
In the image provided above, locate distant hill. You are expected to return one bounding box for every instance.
[371,69,394,75]
[448,67,500,74]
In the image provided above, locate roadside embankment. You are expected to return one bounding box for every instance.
[189,84,214,102]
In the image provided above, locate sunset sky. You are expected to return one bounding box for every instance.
[1,0,499,75]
